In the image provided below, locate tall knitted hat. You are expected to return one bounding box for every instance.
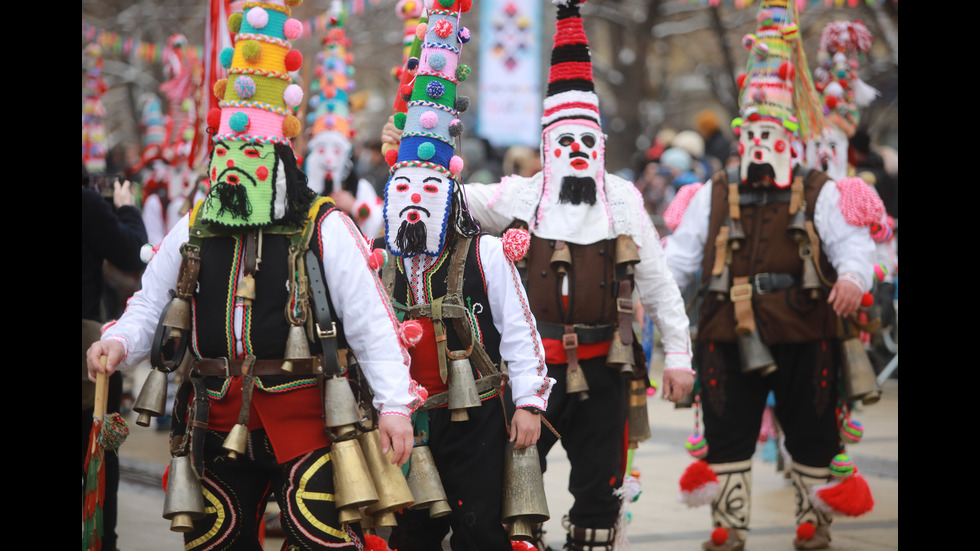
[386,0,472,180]
[82,44,108,174]
[814,21,878,138]
[206,0,305,147]
[200,0,312,229]
[307,3,354,140]
[734,0,825,144]
[541,0,600,130]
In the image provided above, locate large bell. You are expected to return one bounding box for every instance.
[133,368,169,427]
[736,327,777,377]
[359,428,415,517]
[708,264,730,299]
[162,455,206,533]
[501,442,550,541]
[447,357,481,422]
[331,437,380,515]
[840,337,882,405]
[605,331,634,371]
[787,209,808,244]
[615,235,641,265]
[162,296,192,335]
[324,376,362,434]
[566,365,589,400]
[549,243,572,274]
[280,325,311,373]
[405,445,451,518]
[727,217,746,251]
[627,378,651,447]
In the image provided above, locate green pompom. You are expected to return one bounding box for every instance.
[228,13,243,34]
[394,112,407,130]
[455,64,470,82]
[241,40,262,62]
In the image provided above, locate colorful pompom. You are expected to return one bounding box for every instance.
[778,61,795,81]
[456,64,471,82]
[234,76,256,99]
[228,13,243,33]
[449,155,464,175]
[417,142,436,161]
[711,527,729,546]
[426,81,445,99]
[449,119,463,137]
[428,52,447,72]
[246,6,269,29]
[458,27,471,43]
[415,22,427,41]
[829,454,855,478]
[207,107,222,129]
[501,228,531,262]
[365,534,392,551]
[229,111,250,133]
[811,456,874,517]
[678,460,719,507]
[219,47,235,69]
[240,40,262,62]
[685,433,709,459]
[873,263,888,281]
[213,79,228,100]
[140,243,157,264]
[840,419,864,444]
[385,148,399,167]
[283,84,304,108]
[283,18,302,40]
[282,115,301,138]
[420,111,439,129]
[796,521,816,541]
[433,19,455,38]
[399,319,424,348]
[455,96,470,112]
[368,248,387,270]
[284,49,303,72]
[393,112,407,130]
[860,293,874,308]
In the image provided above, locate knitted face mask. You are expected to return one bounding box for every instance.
[201,140,287,228]
[304,130,353,196]
[805,126,849,182]
[738,120,792,188]
[383,165,453,257]
[546,123,603,184]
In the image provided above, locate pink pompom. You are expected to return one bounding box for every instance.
[449,155,464,175]
[873,263,887,282]
[837,177,885,227]
[419,110,439,129]
[663,183,703,232]
[283,84,304,108]
[283,18,303,40]
[368,248,387,270]
[399,320,424,348]
[415,22,427,41]
[501,228,530,262]
[246,6,269,28]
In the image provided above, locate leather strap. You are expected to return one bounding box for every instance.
[564,324,580,373]
[712,225,730,277]
[536,322,615,344]
[731,276,755,335]
[306,248,342,377]
[194,357,323,377]
[616,280,634,345]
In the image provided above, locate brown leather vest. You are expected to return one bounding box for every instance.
[525,235,619,326]
[698,168,838,344]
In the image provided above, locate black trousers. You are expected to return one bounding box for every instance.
[697,340,841,467]
[389,395,513,551]
[182,428,363,550]
[537,356,628,529]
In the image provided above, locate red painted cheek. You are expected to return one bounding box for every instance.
[738,143,745,156]
[256,166,269,181]
[554,148,561,158]
[211,167,217,180]
[775,140,786,153]
[592,151,597,159]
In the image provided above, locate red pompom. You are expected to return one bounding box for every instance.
[284,49,303,72]
[778,61,795,81]
[385,148,399,167]
[501,228,530,262]
[399,320,424,348]
[207,107,222,129]
[737,73,747,90]
[679,460,720,507]
[796,521,816,540]
[711,527,729,545]
[511,542,535,551]
[368,248,387,270]
[826,96,839,110]
[364,534,392,551]
[861,293,874,308]
[813,472,875,517]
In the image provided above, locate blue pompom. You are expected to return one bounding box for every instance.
[426,81,445,99]
[219,47,235,70]
[417,142,436,161]
[428,52,447,72]
[229,111,250,132]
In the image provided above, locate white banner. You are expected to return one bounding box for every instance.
[477,0,542,148]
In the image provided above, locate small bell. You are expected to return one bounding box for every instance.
[566,365,589,400]
[133,368,169,427]
[222,423,249,460]
[281,324,311,372]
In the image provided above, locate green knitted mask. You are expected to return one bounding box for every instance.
[200,140,287,228]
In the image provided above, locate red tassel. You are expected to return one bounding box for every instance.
[814,471,875,517]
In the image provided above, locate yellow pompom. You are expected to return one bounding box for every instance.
[283,115,301,138]
[213,79,228,100]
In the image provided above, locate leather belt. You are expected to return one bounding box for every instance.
[752,272,800,294]
[738,187,792,206]
[537,322,615,344]
[193,358,323,377]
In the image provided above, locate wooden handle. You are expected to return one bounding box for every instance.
[93,356,109,422]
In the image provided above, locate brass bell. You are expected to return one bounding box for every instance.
[359,428,415,516]
[331,438,380,513]
[235,274,256,302]
[614,235,641,265]
[627,378,651,447]
[605,331,634,371]
[162,455,206,533]
[133,368,169,427]
[549,243,572,275]
[736,327,777,377]
[162,296,192,335]
[787,209,808,244]
[566,365,589,400]
[222,423,249,460]
[281,324,311,373]
[801,251,822,300]
[447,357,481,422]
[337,505,362,525]
[727,217,746,251]
[840,337,882,406]
[324,376,363,434]
[406,445,452,518]
[501,442,550,541]
[708,264,731,299]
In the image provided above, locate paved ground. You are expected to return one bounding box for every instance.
[110,358,898,550]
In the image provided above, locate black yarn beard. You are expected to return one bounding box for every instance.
[746,163,777,186]
[558,176,597,205]
[206,182,252,220]
[395,219,428,256]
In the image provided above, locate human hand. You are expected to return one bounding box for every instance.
[381,115,402,146]
[509,408,542,450]
[114,179,135,208]
[661,369,694,402]
[87,339,125,382]
[828,279,863,317]
[378,413,415,467]
[330,190,357,214]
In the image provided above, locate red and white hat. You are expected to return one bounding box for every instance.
[540,0,600,130]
